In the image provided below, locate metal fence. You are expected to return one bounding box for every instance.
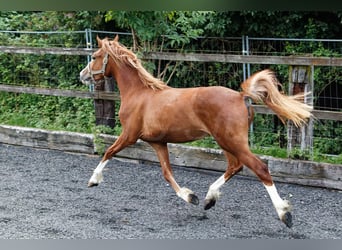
[246,37,342,111]
[0,29,341,160]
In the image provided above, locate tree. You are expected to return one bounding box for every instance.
[104,11,214,82]
[105,11,212,50]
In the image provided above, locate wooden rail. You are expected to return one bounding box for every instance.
[0,84,120,101]
[0,46,92,56]
[253,105,342,121]
[1,45,342,66]
[143,51,342,66]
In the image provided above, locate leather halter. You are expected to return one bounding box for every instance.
[88,53,109,83]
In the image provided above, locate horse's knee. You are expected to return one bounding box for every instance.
[255,162,273,185]
[238,153,273,185]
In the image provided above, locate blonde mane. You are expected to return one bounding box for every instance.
[102,38,168,91]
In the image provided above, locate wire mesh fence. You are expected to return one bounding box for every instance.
[0,30,341,161]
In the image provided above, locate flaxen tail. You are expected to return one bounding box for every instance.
[241,69,313,127]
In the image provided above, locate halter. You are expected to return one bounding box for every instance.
[88,53,109,83]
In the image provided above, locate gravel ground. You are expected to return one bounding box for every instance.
[0,143,341,239]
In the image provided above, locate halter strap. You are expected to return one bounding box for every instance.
[88,53,109,82]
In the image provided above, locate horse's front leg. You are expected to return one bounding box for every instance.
[88,133,135,187]
[148,142,199,205]
[88,160,107,187]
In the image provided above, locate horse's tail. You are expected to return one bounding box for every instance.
[241,69,313,127]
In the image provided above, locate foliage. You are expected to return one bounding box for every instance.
[104,11,216,83]
[0,11,104,32]
[104,11,212,49]
[314,120,342,155]
[0,92,95,133]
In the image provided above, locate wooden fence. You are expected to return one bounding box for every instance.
[0,45,341,158]
[1,124,341,190]
[0,45,341,121]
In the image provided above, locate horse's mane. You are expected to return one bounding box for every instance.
[102,38,168,91]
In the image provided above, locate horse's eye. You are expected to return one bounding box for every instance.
[91,56,96,60]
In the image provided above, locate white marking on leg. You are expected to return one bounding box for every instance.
[166,175,193,203]
[205,174,226,201]
[88,160,109,186]
[177,187,195,203]
[264,184,292,220]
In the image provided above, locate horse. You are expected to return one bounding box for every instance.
[79,35,313,228]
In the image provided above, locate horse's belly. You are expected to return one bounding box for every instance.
[163,129,209,143]
[141,127,209,143]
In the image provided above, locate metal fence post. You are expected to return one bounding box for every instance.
[242,35,246,81]
[245,36,250,78]
[243,35,254,146]
[85,28,94,92]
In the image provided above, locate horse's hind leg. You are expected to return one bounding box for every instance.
[204,151,243,210]
[212,125,292,227]
[148,142,199,205]
[236,150,293,228]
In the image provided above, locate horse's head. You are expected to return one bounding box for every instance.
[80,35,118,85]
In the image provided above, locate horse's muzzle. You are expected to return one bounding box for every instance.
[79,67,93,85]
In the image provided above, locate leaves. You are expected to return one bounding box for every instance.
[104,11,213,49]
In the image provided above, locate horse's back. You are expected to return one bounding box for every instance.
[193,86,245,114]
[193,86,250,133]
[149,86,245,122]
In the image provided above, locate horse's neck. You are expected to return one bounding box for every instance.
[113,66,147,98]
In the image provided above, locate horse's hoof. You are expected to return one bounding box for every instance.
[282,211,293,228]
[204,198,216,210]
[88,182,98,187]
[189,193,199,205]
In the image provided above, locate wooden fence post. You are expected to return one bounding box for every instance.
[287,65,314,159]
[94,77,116,128]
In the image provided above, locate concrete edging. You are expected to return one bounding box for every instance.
[0,124,341,190]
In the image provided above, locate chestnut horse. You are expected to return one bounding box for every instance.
[80,36,312,228]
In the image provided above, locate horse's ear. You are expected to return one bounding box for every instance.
[96,36,102,47]
[114,35,119,42]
